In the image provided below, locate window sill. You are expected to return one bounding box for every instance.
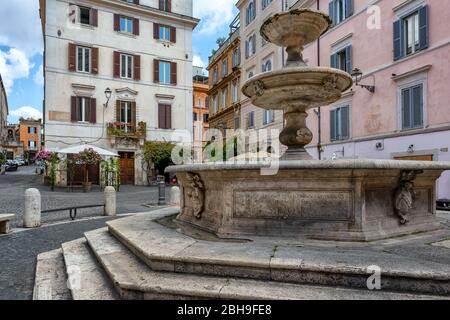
[157,39,174,46]
[116,31,137,38]
[80,24,96,30]
[394,48,427,63]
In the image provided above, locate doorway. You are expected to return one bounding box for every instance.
[119,152,135,185]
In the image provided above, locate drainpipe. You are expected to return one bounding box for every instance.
[316,0,322,160]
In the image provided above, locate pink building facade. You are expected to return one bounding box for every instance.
[292,0,450,198]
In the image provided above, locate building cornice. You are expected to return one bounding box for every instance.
[391,65,432,82]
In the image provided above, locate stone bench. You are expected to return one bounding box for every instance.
[0,214,15,234]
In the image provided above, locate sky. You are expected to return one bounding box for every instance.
[0,0,238,124]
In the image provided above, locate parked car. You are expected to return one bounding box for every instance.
[5,161,18,172]
[15,158,26,166]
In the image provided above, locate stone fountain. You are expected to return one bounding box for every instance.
[168,8,450,241]
[33,8,450,301]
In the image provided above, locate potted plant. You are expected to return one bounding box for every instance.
[74,148,102,192]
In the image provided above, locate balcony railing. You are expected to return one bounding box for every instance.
[107,121,147,138]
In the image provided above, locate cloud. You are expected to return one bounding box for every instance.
[0,48,33,93]
[193,55,206,68]
[10,106,43,120]
[194,0,237,35]
[34,64,44,85]
[0,0,43,57]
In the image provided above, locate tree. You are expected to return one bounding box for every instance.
[73,148,102,192]
[0,153,5,165]
[141,141,175,182]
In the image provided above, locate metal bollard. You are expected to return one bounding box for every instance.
[158,180,166,206]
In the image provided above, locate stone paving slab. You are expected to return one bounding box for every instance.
[33,249,71,300]
[61,238,118,300]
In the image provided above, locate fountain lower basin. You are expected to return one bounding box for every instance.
[166,160,450,242]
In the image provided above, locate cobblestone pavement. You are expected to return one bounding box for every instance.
[0,165,169,227]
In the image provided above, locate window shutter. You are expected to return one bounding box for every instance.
[90,98,97,123]
[170,62,177,85]
[419,5,429,50]
[345,0,354,18]
[153,23,160,39]
[113,51,120,77]
[341,106,349,139]
[158,104,165,128]
[114,14,120,31]
[205,97,209,108]
[91,9,98,27]
[166,105,172,129]
[402,88,411,129]
[330,109,336,141]
[133,0,139,4]
[116,100,121,122]
[68,43,76,71]
[345,46,352,74]
[159,0,164,10]
[131,102,137,128]
[134,55,140,80]
[170,27,177,43]
[330,53,337,68]
[245,41,249,59]
[133,18,140,35]
[154,59,160,83]
[252,36,256,54]
[85,98,91,122]
[71,96,77,122]
[167,0,172,12]
[413,85,423,127]
[329,0,335,27]
[393,20,403,61]
[92,47,99,74]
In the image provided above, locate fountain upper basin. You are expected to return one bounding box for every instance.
[242,67,353,110]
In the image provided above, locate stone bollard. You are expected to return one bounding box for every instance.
[169,186,180,206]
[158,180,166,206]
[104,186,117,216]
[24,188,41,228]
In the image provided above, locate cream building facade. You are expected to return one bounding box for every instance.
[39,0,198,185]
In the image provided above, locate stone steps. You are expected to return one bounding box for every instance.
[33,249,72,300]
[106,213,450,296]
[84,228,444,300]
[61,238,118,300]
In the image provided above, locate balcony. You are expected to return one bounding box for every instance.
[107,121,147,138]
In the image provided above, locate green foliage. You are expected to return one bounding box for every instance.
[0,153,5,165]
[142,141,175,173]
[48,153,60,191]
[101,158,121,191]
[204,137,239,162]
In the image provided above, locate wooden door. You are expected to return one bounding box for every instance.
[394,155,433,161]
[119,152,135,185]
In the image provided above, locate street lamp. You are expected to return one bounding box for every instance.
[351,68,375,93]
[104,88,112,108]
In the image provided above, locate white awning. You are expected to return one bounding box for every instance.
[57,144,118,157]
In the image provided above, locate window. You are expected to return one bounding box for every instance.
[247,69,255,79]
[118,101,134,133]
[221,87,228,109]
[232,81,239,103]
[394,6,429,61]
[120,16,133,33]
[262,0,273,10]
[28,127,37,134]
[120,54,133,79]
[211,95,218,114]
[28,140,36,148]
[247,111,255,128]
[159,61,171,84]
[263,110,275,125]
[329,0,353,26]
[212,67,219,84]
[193,112,198,121]
[221,59,228,78]
[401,84,423,130]
[198,99,203,108]
[246,1,256,25]
[234,116,240,129]
[158,104,172,129]
[78,97,90,122]
[203,114,209,123]
[330,105,350,141]
[232,48,240,68]
[245,34,256,59]
[262,58,272,72]
[79,6,91,25]
[159,0,171,12]
[330,46,352,73]
[159,25,171,41]
[76,46,91,73]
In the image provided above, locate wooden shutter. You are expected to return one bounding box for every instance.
[393,20,403,61]
[154,59,160,83]
[133,0,139,4]
[345,46,352,74]
[402,88,411,129]
[252,36,256,54]
[329,0,335,27]
[153,23,160,39]
[131,102,137,128]
[167,0,172,12]
[133,18,140,36]
[134,55,140,80]
[113,51,120,78]
[330,109,336,141]
[114,14,120,31]
[205,97,209,108]
[170,27,177,43]
[85,98,91,122]
[245,41,249,59]
[165,105,172,129]
[91,9,98,27]
[341,106,349,139]
[68,43,76,71]
[92,47,99,74]
[412,85,423,128]
[158,104,165,128]
[116,100,121,122]
[170,62,177,85]
[419,5,429,50]
[71,96,78,122]
[345,0,353,18]
[90,98,97,123]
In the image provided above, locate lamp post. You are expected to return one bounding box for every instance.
[104,88,112,108]
[351,68,376,93]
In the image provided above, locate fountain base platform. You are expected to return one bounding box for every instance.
[167,160,450,242]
